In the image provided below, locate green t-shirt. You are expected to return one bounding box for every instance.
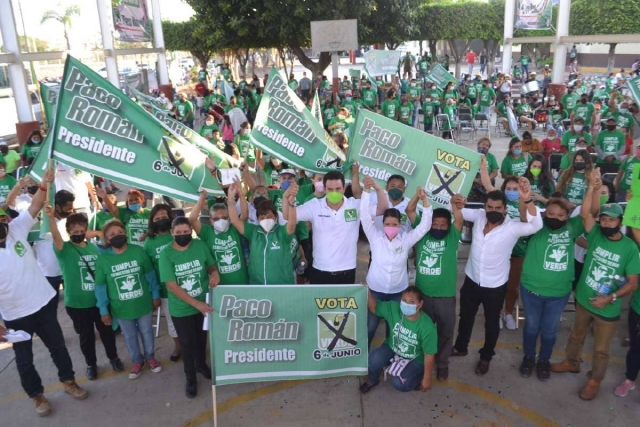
[263,162,282,186]
[563,171,588,204]
[221,68,231,81]
[500,154,530,177]
[426,88,442,105]
[398,103,414,124]
[198,224,249,285]
[0,175,17,206]
[382,100,399,120]
[614,111,634,130]
[159,239,215,317]
[595,130,625,164]
[21,143,43,162]
[530,178,554,208]
[443,90,458,102]
[1,150,20,174]
[496,102,508,118]
[421,101,437,123]
[408,86,422,102]
[415,225,461,297]
[466,84,477,99]
[269,185,313,241]
[418,59,429,72]
[515,103,532,117]
[521,216,585,297]
[288,80,299,92]
[322,105,338,122]
[375,301,437,364]
[176,100,194,120]
[576,225,640,319]
[479,87,495,107]
[619,155,640,192]
[95,245,155,320]
[243,223,295,285]
[561,93,579,113]
[328,116,348,135]
[203,94,215,110]
[143,233,174,298]
[54,241,100,309]
[505,200,529,257]
[550,109,568,125]
[362,89,377,108]
[199,124,219,139]
[485,152,499,174]
[561,131,591,153]
[236,134,255,162]
[440,105,456,130]
[572,102,595,127]
[341,100,358,115]
[520,55,530,66]
[117,206,151,247]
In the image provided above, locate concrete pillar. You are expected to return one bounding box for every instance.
[502,0,516,75]
[151,0,169,86]
[552,0,571,84]
[0,0,38,140]
[96,0,119,88]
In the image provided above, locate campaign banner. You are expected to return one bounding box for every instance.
[210,285,368,386]
[128,85,169,111]
[311,90,323,127]
[347,109,481,208]
[425,64,457,91]
[623,163,640,228]
[349,68,361,79]
[627,75,640,107]
[112,0,152,42]
[40,83,59,129]
[364,50,402,76]
[32,56,219,202]
[250,68,345,173]
[515,0,553,30]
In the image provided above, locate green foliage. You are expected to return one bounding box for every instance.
[419,1,503,42]
[359,0,422,48]
[163,19,217,68]
[570,0,640,36]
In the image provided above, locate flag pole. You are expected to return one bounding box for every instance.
[209,288,218,427]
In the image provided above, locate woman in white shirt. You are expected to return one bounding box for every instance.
[360,177,433,345]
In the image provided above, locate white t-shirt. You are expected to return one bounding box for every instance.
[55,163,92,213]
[368,192,413,232]
[10,194,32,213]
[0,212,56,321]
[34,218,68,277]
[296,197,361,271]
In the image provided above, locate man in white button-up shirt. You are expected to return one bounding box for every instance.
[451,179,543,376]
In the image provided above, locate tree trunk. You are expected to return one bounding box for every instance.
[448,39,470,78]
[607,43,617,74]
[487,39,498,78]
[277,48,289,77]
[428,40,437,60]
[191,52,210,69]
[64,27,71,50]
[288,43,331,79]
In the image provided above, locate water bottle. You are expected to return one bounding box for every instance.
[296,260,307,275]
[597,282,611,297]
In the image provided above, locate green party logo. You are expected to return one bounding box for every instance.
[344,209,357,222]
[114,273,143,300]
[14,241,27,257]
[313,312,361,361]
[426,161,466,206]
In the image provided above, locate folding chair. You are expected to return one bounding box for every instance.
[435,114,456,143]
[457,113,475,142]
[458,106,472,117]
[474,113,490,136]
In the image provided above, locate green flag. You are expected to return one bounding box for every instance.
[250,68,345,172]
[128,85,169,111]
[347,109,481,208]
[364,50,402,76]
[310,90,323,128]
[210,285,368,386]
[40,83,60,129]
[627,75,640,107]
[425,64,458,91]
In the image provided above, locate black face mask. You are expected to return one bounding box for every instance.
[70,234,86,244]
[607,124,617,131]
[109,234,127,249]
[486,211,504,224]
[574,162,586,171]
[601,225,621,238]
[581,98,588,104]
[153,218,171,233]
[430,228,449,239]
[0,147,8,155]
[26,185,39,195]
[544,216,567,231]
[56,207,73,218]
[174,234,192,247]
[0,222,8,240]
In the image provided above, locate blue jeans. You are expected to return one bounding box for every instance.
[368,343,424,392]
[368,289,403,345]
[521,64,529,75]
[520,284,570,362]
[117,311,155,364]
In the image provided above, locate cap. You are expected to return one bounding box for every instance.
[0,141,7,146]
[600,85,606,88]
[530,71,537,74]
[574,116,585,123]
[0,208,7,217]
[544,64,549,67]
[279,169,296,177]
[599,203,623,218]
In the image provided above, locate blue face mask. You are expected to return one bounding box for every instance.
[400,301,418,316]
[513,149,522,156]
[128,203,141,212]
[505,189,520,202]
[103,206,110,213]
[281,181,291,191]
[430,228,449,239]
[477,147,488,154]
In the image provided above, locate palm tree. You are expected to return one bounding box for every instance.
[41,5,81,50]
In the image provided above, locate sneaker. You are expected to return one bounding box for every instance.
[129,362,145,379]
[110,358,124,372]
[505,314,517,330]
[86,365,98,381]
[519,356,536,378]
[63,380,88,400]
[147,358,162,373]
[32,394,52,417]
[536,360,551,381]
[186,376,198,399]
[499,315,504,330]
[614,379,636,397]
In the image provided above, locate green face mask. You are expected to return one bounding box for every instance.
[326,191,343,204]
[600,195,609,206]
[530,168,542,177]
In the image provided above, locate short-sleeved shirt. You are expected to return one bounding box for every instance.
[143,233,174,298]
[159,239,215,317]
[562,171,588,204]
[362,89,377,108]
[561,93,579,113]
[479,87,495,107]
[1,150,21,173]
[485,152,499,174]
[0,175,17,206]
[619,155,640,192]
[243,223,295,285]
[382,100,399,120]
[500,154,530,177]
[95,245,155,320]
[21,142,43,163]
[415,225,461,298]
[614,111,635,131]
[573,102,595,127]
[198,224,249,285]
[176,100,194,120]
[421,101,437,123]
[595,130,625,164]
[118,206,151,247]
[561,131,592,153]
[375,301,437,364]
[54,241,100,308]
[322,105,338,122]
[398,103,414,124]
[199,124,219,139]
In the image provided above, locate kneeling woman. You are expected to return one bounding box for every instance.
[159,217,219,398]
[360,286,437,393]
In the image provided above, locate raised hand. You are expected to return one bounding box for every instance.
[518,177,532,200]
[44,203,55,218]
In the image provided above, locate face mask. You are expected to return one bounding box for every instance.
[505,189,520,202]
[31,138,41,144]
[547,135,557,140]
[253,194,267,208]
[530,168,542,177]
[388,188,403,201]
[0,147,7,155]
[486,211,504,224]
[513,149,522,156]
[27,185,39,195]
[607,125,617,131]
[619,108,628,114]
[109,234,127,249]
[581,98,587,104]
[326,191,343,204]
[153,218,171,233]
[213,218,230,233]
[430,228,449,239]
[57,207,72,219]
[205,120,213,126]
[574,162,586,171]
[70,234,86,244]
[601,225,621,238]
[543,217,567,231]
[244,129,250,135]
[425,98,431,103]
[259,218,276,233]
[383,226,399,240]
[128,203,141,212]
[400,301,418,316]
[599,195,609,206]
[550,96,555,101]
[477,147,488,154]
[346,97,352,101]
[0,223,8,240]
[174,234,192,247]
[280,180,291,191]
[314,181,325,192]
[401,98,408,104]
[574,125,583,132]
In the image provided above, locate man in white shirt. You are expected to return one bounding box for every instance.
[0,171,88,416]
[54,163,97,215]
[451,181,543,375]
[368,174,417,232]
[284,171,386,284]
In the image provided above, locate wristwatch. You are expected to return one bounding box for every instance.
[611,293,618,304]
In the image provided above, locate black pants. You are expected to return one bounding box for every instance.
[573,260,584,291]
[4,296,75,397]
[454,275,507,361]
[172,313,208,378]
[626,308,640,382]
[66,306,118,367]
[309,267,356,285]
[46,276,63,311]
[299,237,313,280]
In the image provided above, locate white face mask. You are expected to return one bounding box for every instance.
[244,129,251,135]
[213,219,230,233]
[259,218,276,233]
[205,120,213,126]
[425,98,432,103]
[574,125,583,132]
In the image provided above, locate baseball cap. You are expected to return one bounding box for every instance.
[574,117,584,123]
[599,203,623,218]
[279,169,296,177]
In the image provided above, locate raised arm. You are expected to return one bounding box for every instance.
[451,193,465,232]
[580,168,599,233]
[28,168,53,220]
[95,186,118,218]
[189,190,207,235]
[283,183,299,235]
[358,185,376,240]
[405,187,432,246]
[405,189,421,225]
[44,203,64,251]
[364,177,388,216]
[480,155,496,192]
[4,176,29,210]
[350,162,362,199]
[227,183,245,235]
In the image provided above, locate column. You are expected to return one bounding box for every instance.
[502,0,516,75]
[96,0,120,88]
[549,0,571,102]
[151,0,171,100]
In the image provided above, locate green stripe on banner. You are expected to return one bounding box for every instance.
[210,285,368,386]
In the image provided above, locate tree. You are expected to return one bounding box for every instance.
[41,4,81,50]
[1,36,50,53]
[163,19,217,69]
[359,0,422,50]
[570,0,640,73]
